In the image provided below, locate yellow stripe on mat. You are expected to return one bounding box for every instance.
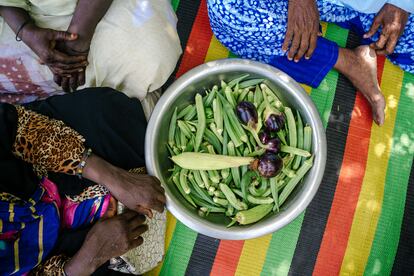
[321,22,328,36]
[300,84,312,95]
[204,35,230,62]
[340,60,404,275]
[235,234,273,276]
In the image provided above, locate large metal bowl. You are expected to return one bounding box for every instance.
[145,59,326,240]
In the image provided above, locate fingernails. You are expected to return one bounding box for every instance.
[78,69,83,72]
[294,59,299,63]
[70,33,77,39]
[305,56,310,60]
[287,56,293,61]
[363,34,368,38]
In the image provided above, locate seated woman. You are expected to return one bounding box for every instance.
[0,87,166,275]
[207,0,414,126]
[0,0,181,116]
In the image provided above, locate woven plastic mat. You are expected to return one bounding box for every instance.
[147,1,414,275]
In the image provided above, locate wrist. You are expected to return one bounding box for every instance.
[82,153,118,188]
[19,22,37,44]
[67,25,93,49]
[64,249,98,276]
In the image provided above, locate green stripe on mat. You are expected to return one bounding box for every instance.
[261,213,305,276]
[310,24,349,127]
[364,72,414,276]
[160,222,198,276]
[259,23,349,276]
[171,0,180,11]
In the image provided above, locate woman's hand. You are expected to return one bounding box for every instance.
[20,24,88,73]
[52,38,91,92]
[282,0,320,62]
[364,4,409,55]
[64,211,147,276]
[83,154,166,218]
[103,170,166,218]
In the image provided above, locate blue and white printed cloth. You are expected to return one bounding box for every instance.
[207,0,414,87]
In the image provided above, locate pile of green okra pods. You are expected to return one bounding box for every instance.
[167,74,314,226]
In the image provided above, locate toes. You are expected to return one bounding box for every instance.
[370,94,386,126]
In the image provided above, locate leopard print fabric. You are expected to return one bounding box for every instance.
[12,106,85,176]
[66,184,109,202]
[30,255,69,276]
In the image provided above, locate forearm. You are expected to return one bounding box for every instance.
[67,0,114,43]
[0,6,31,35]
[64,247,99,276]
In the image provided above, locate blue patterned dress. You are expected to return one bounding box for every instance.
[207,0,414,87]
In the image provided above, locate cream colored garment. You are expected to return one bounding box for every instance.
[0,0,182,117]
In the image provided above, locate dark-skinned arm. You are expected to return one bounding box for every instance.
[64,0,114,52]
[0,6,87,74]
[51,0,114,92]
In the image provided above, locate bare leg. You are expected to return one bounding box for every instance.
[334,45,385,125]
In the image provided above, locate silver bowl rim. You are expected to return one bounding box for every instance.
[145,58,327,240]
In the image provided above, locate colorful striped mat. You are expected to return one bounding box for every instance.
[147,1,414,275]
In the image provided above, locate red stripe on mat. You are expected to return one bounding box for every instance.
[312,56,386,276]
[210,240,244,276]
[175,0,212,78]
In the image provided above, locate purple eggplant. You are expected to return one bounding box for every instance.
[236,101,258,128]
[257,153,283,178]
[264,113,285,132]
[259,130,271,144]
[266,138,281,154]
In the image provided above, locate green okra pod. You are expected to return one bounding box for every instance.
[253,85,263,107]
[279,156,314,206]
[168,107,178,147]
[177,120,193,139]
[179,169,191,194]
[235,204,273,225]
[213,197,229,206]
[203,85,218,107]
[223,105,243,147]
[237,88,250,103]
[200,206,226,213]
[172,173,196,207]
[228,74,250,88]
[183,105,197,121]
[212,98,224,135]
[205,128,222,154]
[239,78,265,89]
[188,171,216,205]
[292,110,304,170]
[284,107,297,148]
[227,141,241,188]
[246,195,274,205]
[220,183,247,210]
[177,105,193,119]
[226,205,235,216]
[194,93,206,152]
[302,126,312,165]
[241,170,258,204]
[225,86,237,108]
[270,177,279,212]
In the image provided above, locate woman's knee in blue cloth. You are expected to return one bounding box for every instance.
[207,0,289,62]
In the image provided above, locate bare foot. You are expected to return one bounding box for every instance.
[335,45,385,125]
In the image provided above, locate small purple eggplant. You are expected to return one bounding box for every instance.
[259,130,271,144]
[257,153,283,178]
[266,138,281,154]
[236,101,258,128]
[264,113,285,132]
